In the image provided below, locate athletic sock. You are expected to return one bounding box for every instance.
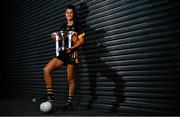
[46,86,53,95]
[67,96,74,103]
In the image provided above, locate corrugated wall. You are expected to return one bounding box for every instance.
[4,0,180,115]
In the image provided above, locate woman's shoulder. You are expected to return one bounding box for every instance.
[75,23,84,34]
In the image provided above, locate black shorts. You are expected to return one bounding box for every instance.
[55,51,76,65]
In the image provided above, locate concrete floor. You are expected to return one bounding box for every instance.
[0,97,130,116]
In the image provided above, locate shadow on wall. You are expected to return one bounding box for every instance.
[77,2,125,112]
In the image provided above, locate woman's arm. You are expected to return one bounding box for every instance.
[71,32,85,50]
[66,32,85,53]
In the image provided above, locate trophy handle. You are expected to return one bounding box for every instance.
[55,33,60,56]
[60,31,65,51]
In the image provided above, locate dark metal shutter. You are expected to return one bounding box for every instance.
[5,0,180,115]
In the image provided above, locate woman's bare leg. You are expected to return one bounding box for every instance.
[41,58,64,101]
[63,64,76,111]
[67,64,76,96]
[43,58,64,87]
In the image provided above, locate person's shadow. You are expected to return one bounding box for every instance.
[77,2,125,112]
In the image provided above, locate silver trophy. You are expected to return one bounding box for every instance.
[55,31,76,58]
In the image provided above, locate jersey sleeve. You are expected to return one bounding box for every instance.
[78,24,85,37]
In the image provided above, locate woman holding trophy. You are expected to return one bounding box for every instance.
[40,5,85,111]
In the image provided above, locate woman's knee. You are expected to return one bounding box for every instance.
[43,66,52,74]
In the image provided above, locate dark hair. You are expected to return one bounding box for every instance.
[66,4,78,25]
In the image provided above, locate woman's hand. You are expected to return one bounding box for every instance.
[65,47,73,53]
[51,32,58,40]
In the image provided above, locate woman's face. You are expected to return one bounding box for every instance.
[66,8,74,21]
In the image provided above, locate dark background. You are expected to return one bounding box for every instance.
[1,0,15,96]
